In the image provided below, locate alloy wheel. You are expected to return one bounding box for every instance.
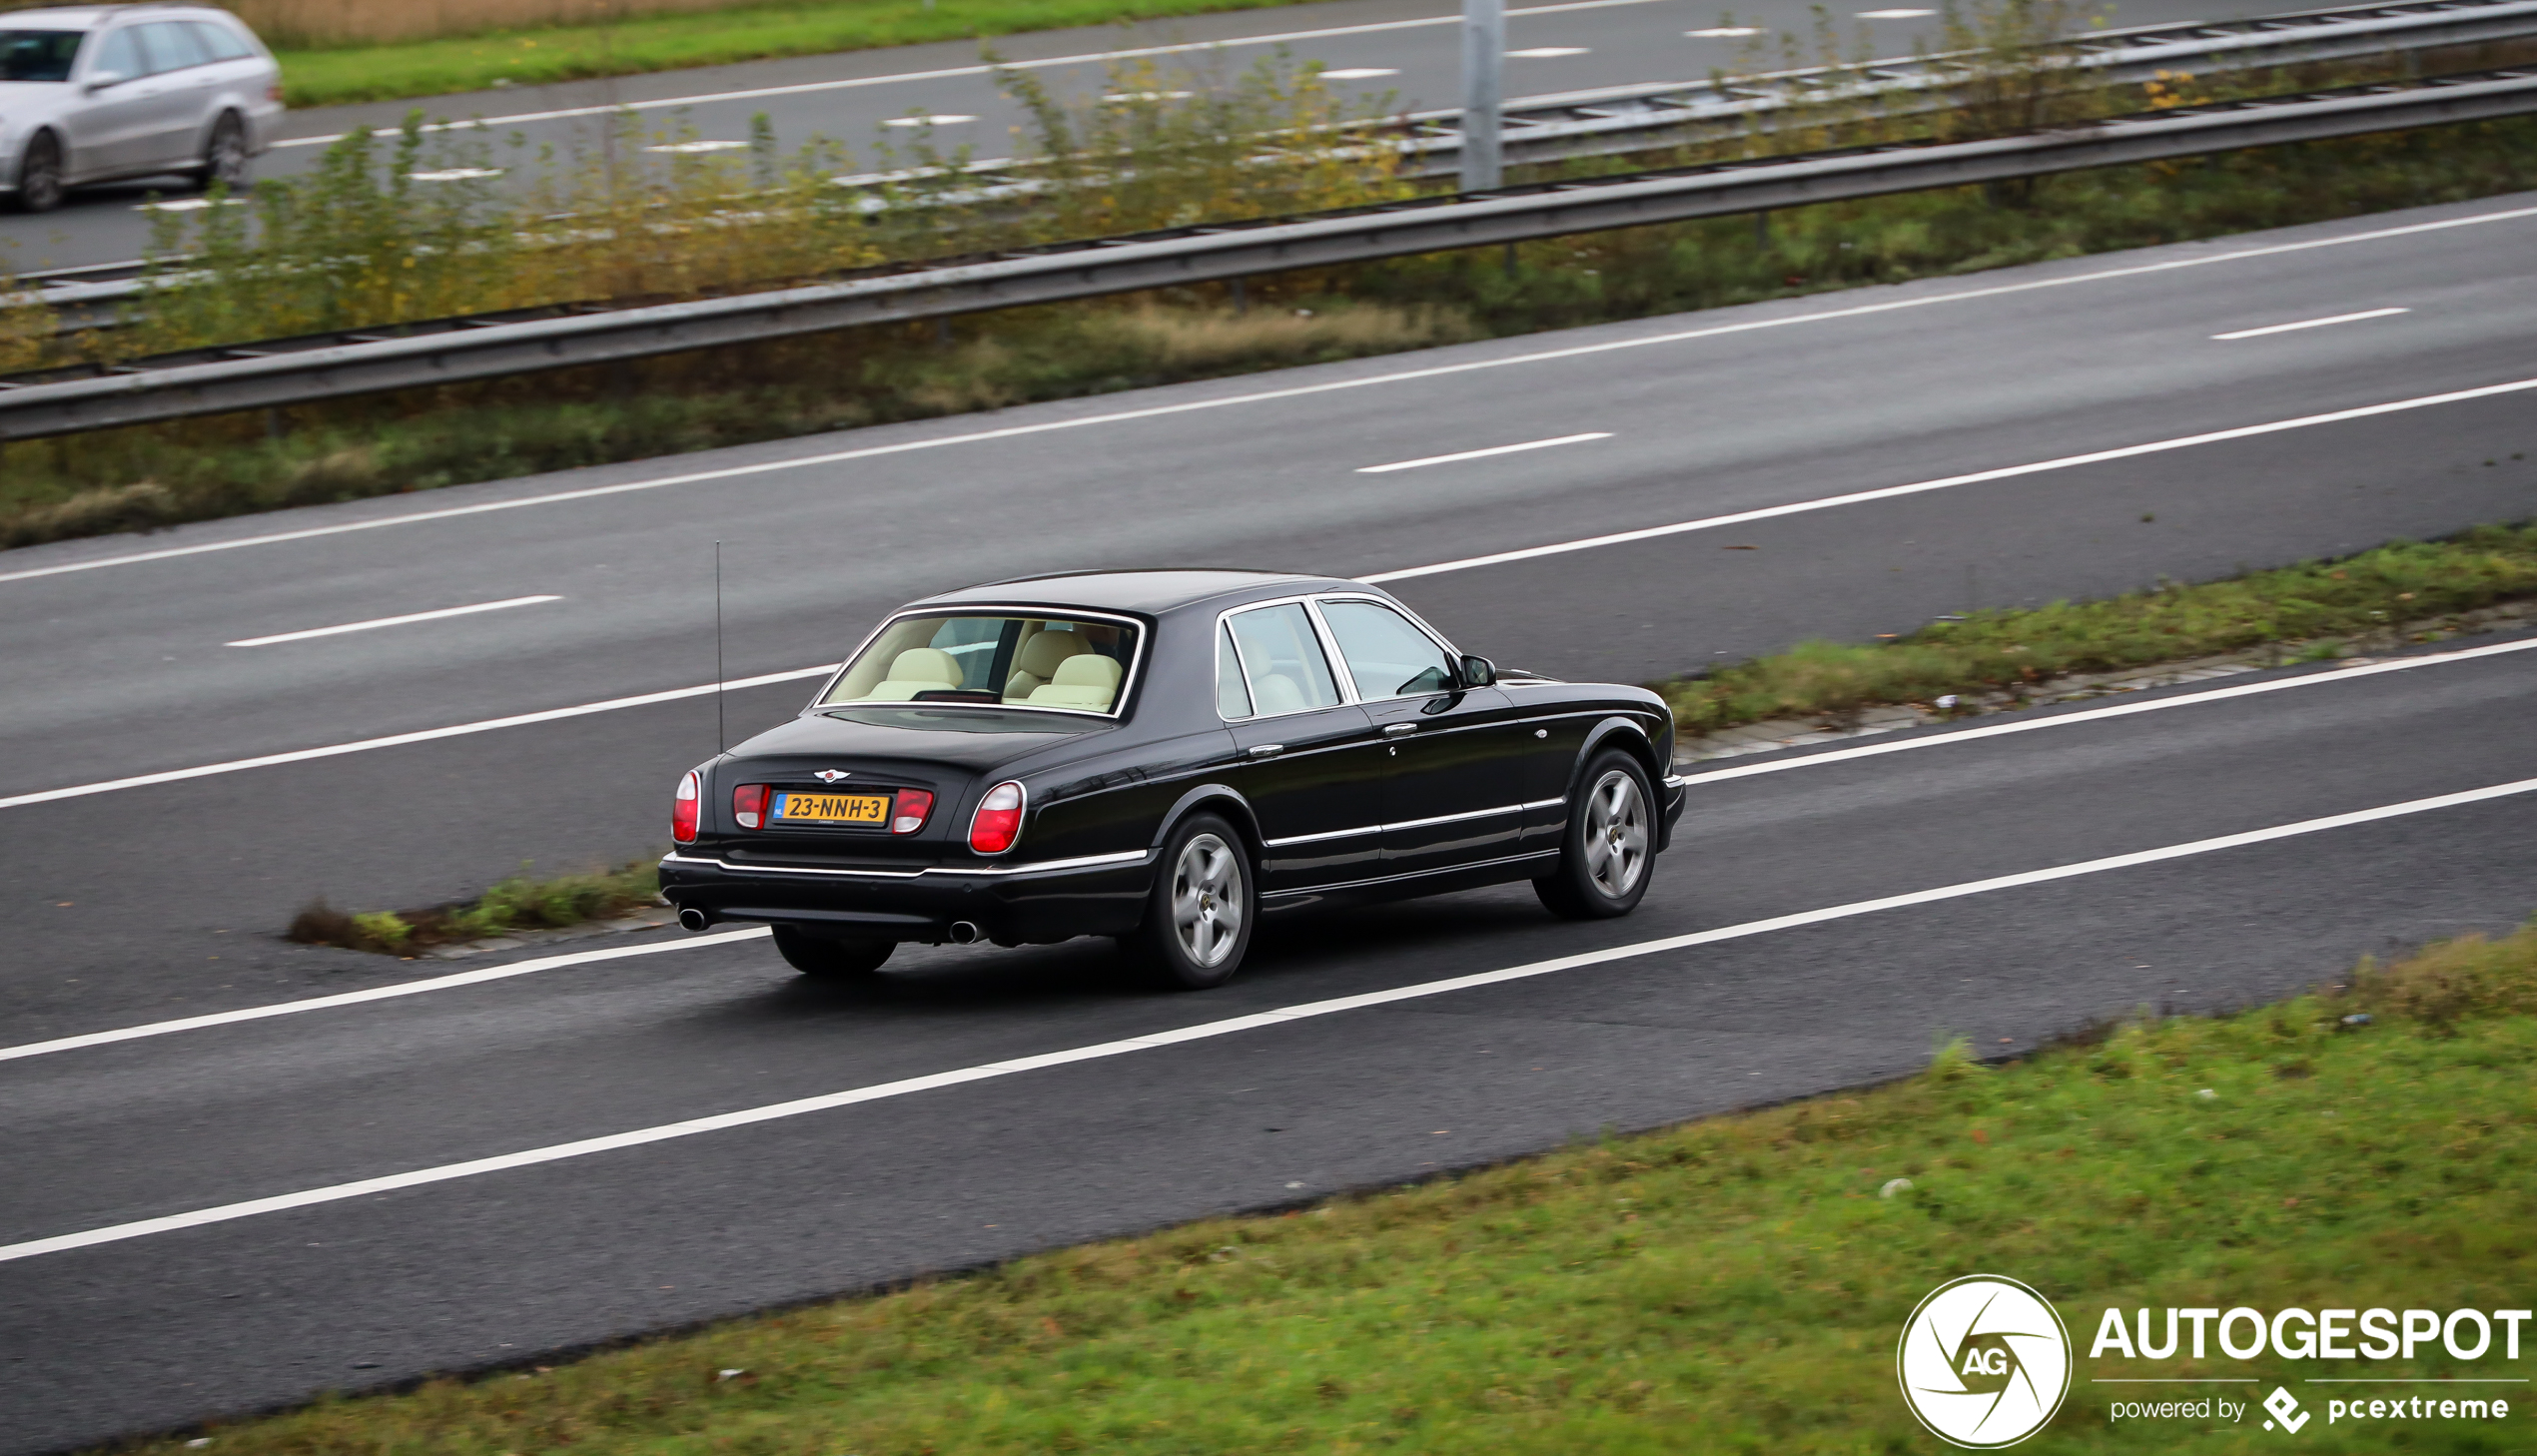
[1171,832,1245,968]
[204,116,248,189]
[18,133,63,213]
[1581,768,1648,899]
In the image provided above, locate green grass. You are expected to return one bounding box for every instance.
[127,921,2537,1453]
[288,859,663,955]
[1658,522,2537,736]
[270,0,1324,108]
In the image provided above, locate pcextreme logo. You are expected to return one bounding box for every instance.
[1898,1275,2075,1448]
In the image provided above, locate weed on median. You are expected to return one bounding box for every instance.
[1657,523,2537,736]
[288,859,662,956]
[135,919,2537,1453]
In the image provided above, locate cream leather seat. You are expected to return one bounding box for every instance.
[868,647,967,700]
[1251,671,1307,715]
[1003,630,1089,701]
[1027,653,1124,710]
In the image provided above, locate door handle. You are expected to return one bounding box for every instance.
[1382,723,1417,737]
[1247,743,1284,758]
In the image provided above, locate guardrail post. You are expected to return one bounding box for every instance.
[1460,0,1505,193]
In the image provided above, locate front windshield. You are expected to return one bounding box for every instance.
[823,613,1139,715]
[1,30,85,81]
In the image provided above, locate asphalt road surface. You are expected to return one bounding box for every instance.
[1,191,2533,1450]
[2,0,2327,273]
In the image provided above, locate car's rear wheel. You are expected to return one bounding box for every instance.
[1132,814,1255,990]
[1534,751,1655,920]
[192,113,248,191]
[770,925,894,979]
[12,131,64,214]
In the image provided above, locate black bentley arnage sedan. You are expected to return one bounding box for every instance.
[660,570,1686,989]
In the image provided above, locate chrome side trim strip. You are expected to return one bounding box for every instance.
[1382,802,1522,833]
[1263,800,1539,849]
[1519,796,1568,811]
[662,848,1150,880]
[1263,824,1381,849]
[1260,849,1557,900]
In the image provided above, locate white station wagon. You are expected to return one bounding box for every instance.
[1,4,283,212]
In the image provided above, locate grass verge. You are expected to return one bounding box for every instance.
[140,919,2537,1452]
[7,117,2533,554]
[265,0,1325,108]
[1658,522,2537,736]
[288,859,662,956]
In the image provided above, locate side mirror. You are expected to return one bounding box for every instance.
[1458,654,1496,688]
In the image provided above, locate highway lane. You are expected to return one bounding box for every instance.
[0,0,2319,273]
[2,193,2531,799]
[4,629,2535,1452]
[0,194,2531,1050]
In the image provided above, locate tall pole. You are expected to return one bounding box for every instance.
[1460,0,1504,193]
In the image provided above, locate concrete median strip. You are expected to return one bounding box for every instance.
[7,771,2535,1265]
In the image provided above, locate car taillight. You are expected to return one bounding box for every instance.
[268,83,283,103]
[968,781,1024,854]
[733,783,768,830]
[892,788,934,835]
[671,770,700,843]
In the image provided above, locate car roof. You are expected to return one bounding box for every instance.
[2,5,222,24]
[912,568,1366,616]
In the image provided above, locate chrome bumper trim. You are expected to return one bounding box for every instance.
[661,848,1150,880]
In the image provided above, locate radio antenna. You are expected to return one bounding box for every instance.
[714,540,727,756]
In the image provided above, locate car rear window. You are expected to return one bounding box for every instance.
[0,30,84,81]
[824,613,1139,715]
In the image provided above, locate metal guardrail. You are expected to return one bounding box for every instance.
[1,64,2531,439]
[16,0,2536,321]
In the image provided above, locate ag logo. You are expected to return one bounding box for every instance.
[1898,1275,2073,1448]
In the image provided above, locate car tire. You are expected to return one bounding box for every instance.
[770,925,894,979]
[1132,813,1255,990]
[192,113,249,191]
[12,131,64,214]
[1533,750,1656,920]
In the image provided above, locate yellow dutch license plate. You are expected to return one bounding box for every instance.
[774,791,890,825]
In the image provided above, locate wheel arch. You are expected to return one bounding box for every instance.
[1149,782,1264,862]
[1567,716,1668,847]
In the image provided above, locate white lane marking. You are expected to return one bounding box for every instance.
[20,635,2528,1062]
[881,114,976,126]
[1857,7,1936,15]
[408,167,504,182]
[0,930,770,1066]
[0,664,835,812]
[134,197,244,213]
[1360,375,2537,582]
[9,770,2532,1264]
[4,203,2529,589]
[1105,89,1196,101]
[268,0,1678,149]
[1687,26,1762,35]
[1356,431,1610,472]
[644,139,749,152]
[1507,46,1591,56]
[2212,307,2410,341]
[1689,635,2537,782]
[1319,67,1401,79]
[223,594,560,647]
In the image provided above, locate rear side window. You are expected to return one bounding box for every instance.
[1217,624,1254,720]
[0,30,84,82]
[1226,603,1341,716]
[189,20,254,61]
[1318,599,1456,700]
[88,27,142,82]
[139,21,208,71]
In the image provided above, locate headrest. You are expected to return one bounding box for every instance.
[1051,653,1123,688]
[1252,672,1305,715]
[888,647,965,685]
[1015,630,1088,678]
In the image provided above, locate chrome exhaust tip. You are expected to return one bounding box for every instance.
[676,907,711,933]
[947,921,982,945]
